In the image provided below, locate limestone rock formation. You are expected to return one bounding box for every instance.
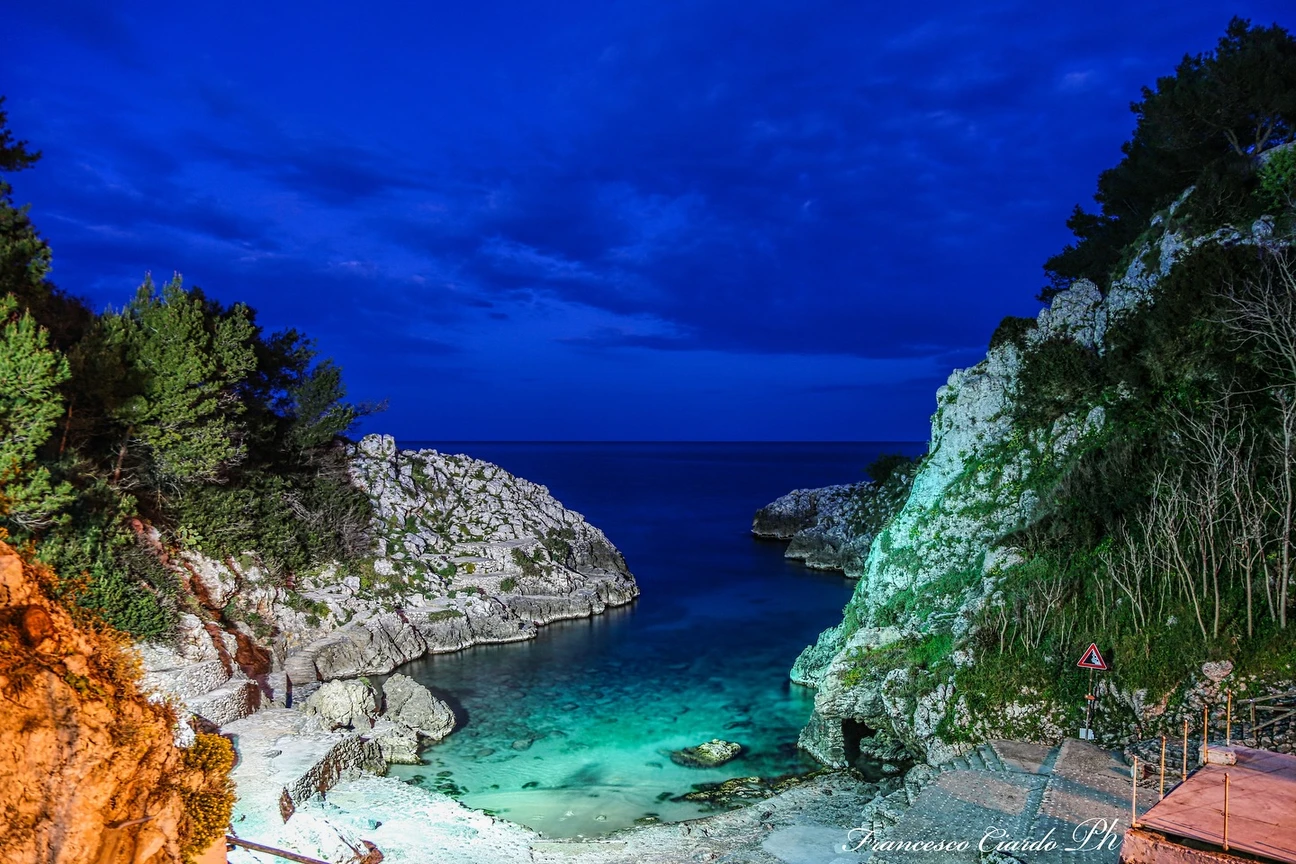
[791,209,1285,768]
[303,678,379,730]
[753,468,915,574]
[140,435,638,729]
[365,718,421,764]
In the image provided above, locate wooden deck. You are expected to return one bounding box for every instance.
[1137,746,1296,864]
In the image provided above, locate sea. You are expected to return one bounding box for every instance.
[384,441,925,838]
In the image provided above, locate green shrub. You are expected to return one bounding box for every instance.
[171,466,371,579]
[989,315,1037,351]
[542,526,575,563]
[1013,337,1103,428]
[863,452,917,485]
[41,520,179,641]
[1257,145,1296,211]
[904,632,954,670]
[499,576,517,592]
[508,547,541,578]
[1175,155,1264,231]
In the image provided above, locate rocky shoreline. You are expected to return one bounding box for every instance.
[140,434,638,734]
[132,435,644,859]
[751,464,914,576]
[220,713,898,864]
[219,719,1140,864]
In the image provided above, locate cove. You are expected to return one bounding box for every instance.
[385,442,922,838]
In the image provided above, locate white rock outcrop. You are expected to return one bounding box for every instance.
[791,203,1287,767]
[753,464,916,574]
[302,678,379,730]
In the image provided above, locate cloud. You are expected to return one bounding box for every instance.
[6,0,1280,439]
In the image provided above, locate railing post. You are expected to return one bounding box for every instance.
[1131,755,1140,828]
[1227,691,1232,747]
[1223,773,1231,852]
[1159,735,1166,799]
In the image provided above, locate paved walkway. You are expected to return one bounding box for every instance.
[868,740,1143,864]
[533,739,1145,864]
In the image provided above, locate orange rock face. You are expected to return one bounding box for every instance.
[0,541,231,864]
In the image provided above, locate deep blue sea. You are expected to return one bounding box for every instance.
[385,442,924,838]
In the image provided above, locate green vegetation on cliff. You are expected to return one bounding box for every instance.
[965,239,1296,733]
[0,101,374,640]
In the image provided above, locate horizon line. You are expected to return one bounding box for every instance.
[391,439,930,445]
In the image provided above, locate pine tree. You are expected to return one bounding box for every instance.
[0,294,73,530]
[102,274,258,486]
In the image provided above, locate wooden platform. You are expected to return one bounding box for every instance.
[1135,746,1296,864]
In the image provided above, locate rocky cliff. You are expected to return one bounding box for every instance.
[0,540,232,864]
[140,434,638,728]
[790,206,1289,769]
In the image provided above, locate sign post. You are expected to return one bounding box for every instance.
[1076,642,1108,740]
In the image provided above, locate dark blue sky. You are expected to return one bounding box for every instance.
[3,2,1288,440]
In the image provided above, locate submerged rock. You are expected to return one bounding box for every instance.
[669,739,743,768]
[676,768,835,809]
[677,776,771,807]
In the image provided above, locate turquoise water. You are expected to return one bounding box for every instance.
[386,442,923,837]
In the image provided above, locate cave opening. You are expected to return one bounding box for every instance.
[841,717,874,767]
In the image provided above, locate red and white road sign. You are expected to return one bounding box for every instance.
[1076,642,1108,671]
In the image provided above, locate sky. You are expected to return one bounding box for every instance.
[2,1,1290,441]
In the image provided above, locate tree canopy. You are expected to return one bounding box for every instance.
[1043,18,1296,298]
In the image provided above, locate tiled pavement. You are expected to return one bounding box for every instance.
[868,740,1147,864]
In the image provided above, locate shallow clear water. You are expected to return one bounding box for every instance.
[385,442,923,838]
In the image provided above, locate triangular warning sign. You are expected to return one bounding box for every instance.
[1077,643,1108,671]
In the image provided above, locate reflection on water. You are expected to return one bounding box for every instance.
[385,442,922,837]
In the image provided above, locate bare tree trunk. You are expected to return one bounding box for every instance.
[1276,390,1295,629]
[58,396,75,458]
[112,426,133,486]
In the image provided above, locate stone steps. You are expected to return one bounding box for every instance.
[936,741,1055,775]
[978,742,1007,772]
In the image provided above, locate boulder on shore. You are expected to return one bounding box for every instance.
[302,678,379,730]
[365,719,421,764]
[382,673,455,741]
